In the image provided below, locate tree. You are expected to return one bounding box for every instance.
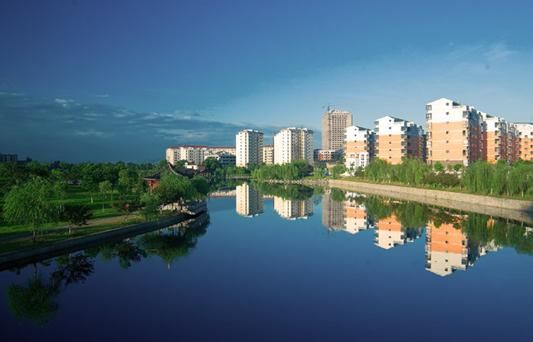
[98,180,113,211]
[331,164,346,179]
[203,157,221,173]
[191,176,210,196]
[61,204,92,234]
[154,174,200,205]
[140,192,161,221]
[2,176,59,241]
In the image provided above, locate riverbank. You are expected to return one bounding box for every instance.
[0,213,196,271]
[261,178,533,224]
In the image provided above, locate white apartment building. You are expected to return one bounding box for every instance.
[203,152,236,166]
[236,129,264,167]
[426,98,483,166]
[375,116,425,165]
[344,126,375,172]
[515,123,533,161]
[273,127,313,165]
[166,145,236,166]
[262,145,274,165]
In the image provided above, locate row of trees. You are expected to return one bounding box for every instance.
[251,161,313,180]
[358,159,532,198]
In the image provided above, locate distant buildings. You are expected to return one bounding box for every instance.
[273,127,313,165]
[166,145,235,166]
[262,145,274,165]
[313,149,341,162]
[236,129,264,167]
[515,123,533,161]
[321,190,345,231]
[235,183,263,217]
[374,116,425,165]
[426,98,483,166]
[0,153,18,163]
[322,108,353,151]
[203,152,236,166]
[344,126,375,171]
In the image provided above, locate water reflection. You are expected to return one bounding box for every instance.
[230,183,532,277]
[3,213,210,326]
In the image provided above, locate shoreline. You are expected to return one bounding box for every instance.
[0,213,198,271]
[262,178,533,224]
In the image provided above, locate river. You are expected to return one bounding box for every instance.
[1,183,532,341]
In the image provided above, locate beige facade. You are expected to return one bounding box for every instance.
[375,116,425,165]
[515,123,533,161]
[344,126,375,171]
[426,98,482,166]
[481,113,509,164]
[166,145,235,166]
[343,197,371,235]
[273,127,313,165]
[374,214,405,250]
[236,129,264,167]
[321,108,353,150]
[262,145,274,165]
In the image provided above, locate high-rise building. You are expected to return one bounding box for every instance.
[273,197,313,220]
[262,145,274,165]
[426,98,483,166]
[235,183,263,217]
[236,129,264,167]
[321,108,353,151]
[515,123,533,161]
[273,127,313,165]
[344,126,375,172]
[313,149,341,162]
[425,220,468,277]
[481,112,509,164]
[374,116,425,165]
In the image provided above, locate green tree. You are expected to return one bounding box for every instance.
[61,204,92,234]
[154,174,200,205]
[331,164,346,179]
[140,192,161,221]
[98,180,113,211]
[433,161,444,173]
[7,276,59,326]
[2,176,59,241]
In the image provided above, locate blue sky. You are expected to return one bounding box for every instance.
[1,0,532,161]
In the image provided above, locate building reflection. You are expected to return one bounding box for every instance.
[273,196,313,220]
[235,183,264,217]
[322,190,345,231]
[374,214,406,249]
[425,218,468,276]
[343,195,373,234]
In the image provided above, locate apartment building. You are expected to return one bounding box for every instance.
[166,145,236,166]
[506,124,520,163]
[273,197,313,220]
[236,129,264,167]
[313,149,341,162]
[262,145,274,165]
[235,183,263,217]
[203,152,236,166]
[273,127,313,165]
[374,116,425,165]
[515,123,533,161]
[425,220,468,277]
[322,108,353,150]
[481,112,509,163]
[344,126,375,171]
[426,98,483,166]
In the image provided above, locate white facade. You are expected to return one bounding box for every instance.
[236,129,264,167]
[203,152,236,166]
[344,126,375,171]
[273,127,313,165]
[166,145,236,166]
[262,145,274,165]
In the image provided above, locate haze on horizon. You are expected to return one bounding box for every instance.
[1,0,532,162]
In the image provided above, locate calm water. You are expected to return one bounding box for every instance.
[1,183,532,342]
